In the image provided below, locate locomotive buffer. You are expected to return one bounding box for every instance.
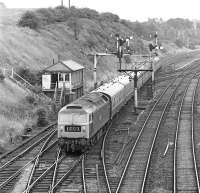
[118,66,153,115]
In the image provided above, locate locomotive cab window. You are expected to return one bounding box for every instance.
[102,95,108,102]
[66,106,82,109]
[89,114,93,122]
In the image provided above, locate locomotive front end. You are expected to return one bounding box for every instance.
[58,105,90,152]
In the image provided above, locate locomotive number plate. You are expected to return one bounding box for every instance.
[65,126,81,132]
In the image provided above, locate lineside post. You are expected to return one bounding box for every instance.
[118,68,153,115]
[94,54,97,89]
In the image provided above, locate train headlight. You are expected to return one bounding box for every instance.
[58,125,64,132]
[82,126,86,132]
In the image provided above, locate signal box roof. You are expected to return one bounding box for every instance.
[43,60,84,73]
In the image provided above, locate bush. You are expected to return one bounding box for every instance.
[36,8,57,25]
[100,12,120,22]
[78,8,99,19]
[16,67,38,85]
[32,85,42,94]
[124,55,132,64]
[174,39,185,48]
[36,108,48,127]
[18,11,40,29]
[0,72,5,81]
[25,95,35,104]
[67,17,81,40]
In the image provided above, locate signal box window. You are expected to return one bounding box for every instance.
[65,74,69,81]
[59,74,64,81]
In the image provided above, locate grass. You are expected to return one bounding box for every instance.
[0,79,52,151]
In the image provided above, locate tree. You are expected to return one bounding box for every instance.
[67,17,81,40]
[18,11,40,29]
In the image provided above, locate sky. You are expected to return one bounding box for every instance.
[2,0,200,21]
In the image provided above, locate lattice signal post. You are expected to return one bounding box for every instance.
[117,32,160,114]
[88,34,133,89]
[118,67,153,114]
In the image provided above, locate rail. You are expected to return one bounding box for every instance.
[192,76,200,192]
[140,74,197,193]
[173,75,200,193]
[25,130,57,193]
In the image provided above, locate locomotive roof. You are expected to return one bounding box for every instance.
[59,92,108,114]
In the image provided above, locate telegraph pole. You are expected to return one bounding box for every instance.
[69,0,71,8]
[61,0,63,6]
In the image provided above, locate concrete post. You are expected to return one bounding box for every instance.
[134,71,138,109]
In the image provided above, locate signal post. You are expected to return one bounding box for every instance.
[118,66,153,114]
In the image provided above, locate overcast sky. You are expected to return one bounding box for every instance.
[2,0,200,21]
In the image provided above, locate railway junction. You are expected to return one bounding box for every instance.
[1,52,200,193]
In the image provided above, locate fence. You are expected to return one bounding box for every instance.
[0,67,52,102]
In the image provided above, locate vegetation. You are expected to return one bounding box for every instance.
[0,72,5,81]
[36,108,48,127]
[17,67,41,85]
[17,6,200,53]
[18,11,40,29]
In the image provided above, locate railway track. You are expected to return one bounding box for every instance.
[0,123,56,166]
[0,126,57,193]
[101,61,200,193]
[24,133,58,193]
[22,151,83,193]
[193,73,200,191]
[143,75,200,193]
[173,76,200,192]
[2,59,200,193]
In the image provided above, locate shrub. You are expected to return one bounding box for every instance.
[124,55,132,64]
[32,85,42,94]
[100,12,120,22]
[25,95,35,104]
[16,67,38,85]
[67,17,81,40]
[85,38,96,49]
[174,39,185,48]
[53,6,70,22]
[36,108,48,127]
[36,8,57,25]
[78,8,99,19]
[0,72,5,81]
[18,11,40,29]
